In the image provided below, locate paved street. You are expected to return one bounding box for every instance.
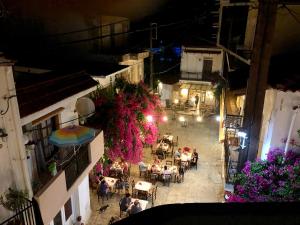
[87,110,224,225]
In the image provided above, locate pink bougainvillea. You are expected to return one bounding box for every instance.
[89,77,162,164]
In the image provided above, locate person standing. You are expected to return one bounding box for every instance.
[195,94,199,109]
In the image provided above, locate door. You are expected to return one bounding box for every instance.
[202,59,213,78]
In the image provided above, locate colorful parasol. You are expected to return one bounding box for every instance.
[49,125,95,148]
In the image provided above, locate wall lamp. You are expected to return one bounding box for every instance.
[0,128,8,142]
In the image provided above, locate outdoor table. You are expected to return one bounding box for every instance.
[128,198,148,211]
[134,181,152,193]
[104,176,118,189]
[156,142,169,152]
[180,152,192,161]
[163,134,173,143]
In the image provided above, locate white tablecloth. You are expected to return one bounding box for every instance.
[104,177,118,188]
[134,181,152,192]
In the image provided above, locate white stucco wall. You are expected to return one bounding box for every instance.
[0,65,32,220]
[180,47,224,74]
[77,176,91,223]
[159,84,173,107]
[259,89,300,159]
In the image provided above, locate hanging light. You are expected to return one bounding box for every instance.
[179,116,185,122]
[216,115,220,122]
[162,116,168,122]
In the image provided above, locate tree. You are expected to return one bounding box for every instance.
[89,77,162,164]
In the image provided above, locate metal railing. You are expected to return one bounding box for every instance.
[224,114,243,128]
[64,146,90,190]
[0,199,37,225]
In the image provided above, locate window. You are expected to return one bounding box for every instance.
[64,198,72,221]
[53,211,62,225]
[32,116,58,173]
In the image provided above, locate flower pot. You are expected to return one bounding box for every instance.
[48,162,57,176]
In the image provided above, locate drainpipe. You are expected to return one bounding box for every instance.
[285,105,300,153]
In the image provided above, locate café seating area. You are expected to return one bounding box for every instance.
[88,132,199,223]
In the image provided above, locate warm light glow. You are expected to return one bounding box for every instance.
[191,97,196,102]
[216,115,220,122]
[196,116,203,122]
[179,116,185,122]
[174,99,179,104]
[162,116,168,122]
[181,88,188,96]
[206,91,214,99]
[146,115,153,122]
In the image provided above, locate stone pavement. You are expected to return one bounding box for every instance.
[87,111,224,225]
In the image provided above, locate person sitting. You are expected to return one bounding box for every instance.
[119,193,131,212]
[153,155,161,165]
[162,165,172,185]
[174,148,181,159]
[138,161,148,177]
[128,200,142,215]
[97,179,109,202]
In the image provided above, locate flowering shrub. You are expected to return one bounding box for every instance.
[89,77,162,164]
[228,148,300,202]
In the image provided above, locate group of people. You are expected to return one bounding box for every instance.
[119,193,143,215]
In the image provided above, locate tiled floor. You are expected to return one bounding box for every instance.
[87,110,224,225]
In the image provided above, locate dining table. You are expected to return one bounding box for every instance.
[104,176,118,189]
[134,181,152,193]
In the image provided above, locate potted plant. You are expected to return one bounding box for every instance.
[48,161,57,176]
[0,188,28,212]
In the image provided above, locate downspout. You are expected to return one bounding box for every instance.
[284,105,300,153]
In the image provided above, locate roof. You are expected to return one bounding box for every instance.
[15,70,98,118]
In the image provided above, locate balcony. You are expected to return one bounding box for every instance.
[33,131,104,225]
[0,198,42,225]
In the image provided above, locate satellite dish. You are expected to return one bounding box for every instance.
[75,97,95,119]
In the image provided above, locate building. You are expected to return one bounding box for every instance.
[0,53,147,224]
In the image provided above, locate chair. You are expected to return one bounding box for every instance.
[165,160,173,166]
[181,160,189,171]
[156,149,165,160]
[149,173,159,185]
[173,136,178,147]
[138,163,148,177]
[147,186,157,206]
[163,174,172,187]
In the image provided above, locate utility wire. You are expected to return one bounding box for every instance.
[153,62,181,75]
[57,19,193,46]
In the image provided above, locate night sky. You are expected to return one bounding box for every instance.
[0,0,216,59]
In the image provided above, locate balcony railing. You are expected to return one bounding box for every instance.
[224,114,243,128]
[0,199,42,225]
[64,146,90,190]
[180,72,203,81]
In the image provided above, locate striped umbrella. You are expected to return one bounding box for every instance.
[49,125,95,147]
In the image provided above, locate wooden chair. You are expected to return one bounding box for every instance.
[165,160,173,166]
[173,136,178,147]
